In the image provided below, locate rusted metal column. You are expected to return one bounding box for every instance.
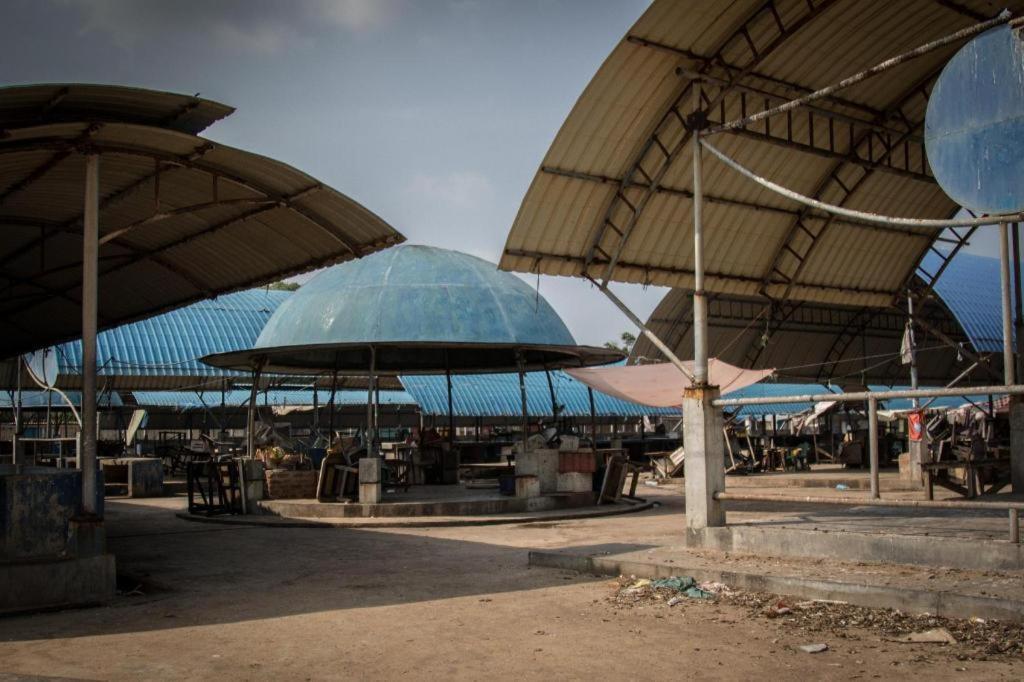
[81,154,99,515]
[868,397,880,499]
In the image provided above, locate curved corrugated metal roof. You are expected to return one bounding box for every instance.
[129,389,415,410]
[630,284,970,384]
[203,245,623,374]
[399,370,677,418]
[919,251,1011,354]
[0,118,404,358]
[0,83,233,135]
[500,0,1023,308]
[53,289,289,390]
[632,248,1008,385]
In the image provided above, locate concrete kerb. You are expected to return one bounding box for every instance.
[175,499,657,529]
[528,549,1024,623]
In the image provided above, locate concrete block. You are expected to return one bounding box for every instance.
[558,450,596,473]
[1,554,116,615]
[558,436,580,451]
[557,471,592,493]
[515,448,559,493]
[515,475,540,498]
[683,385,726,529]
[264,469,317,499]
[359,457,382,484]
[359,482,382,504]
[1,470,83,561]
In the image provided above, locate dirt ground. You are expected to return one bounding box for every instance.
[0,490,1021,681]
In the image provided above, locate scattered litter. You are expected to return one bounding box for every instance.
[765,600,793,618]
[652,576,714,600]
[896,628,957,644]
[798,643,828,654]
[697,581,732,595]
[969,617,986,625]
[643,480,660,487]
[667,596,684,607]
[835,483,850,491]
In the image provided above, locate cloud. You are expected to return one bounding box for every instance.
[407,171,494,209]
[58,0,402,54]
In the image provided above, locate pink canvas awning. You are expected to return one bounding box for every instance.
[565,360,773,408]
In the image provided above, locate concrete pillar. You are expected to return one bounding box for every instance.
[358,456,382,504]
[683,385,725,529]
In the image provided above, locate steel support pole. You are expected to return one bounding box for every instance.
[907,293,920,409]
[692,122,708,385]
[81,154,99,515]
[366,346,377,456]
[1001,222,1016,385]
[868,397,880,499]
[1014,223,1023,381]
[517,354,529,454]
[446,365,454,452]
[246,365,261,457]
[588,386,597,455]
[545,368,558,418]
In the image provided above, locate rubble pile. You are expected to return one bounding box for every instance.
[608,576,1024,661]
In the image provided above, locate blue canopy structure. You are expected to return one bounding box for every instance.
[0,390,122,409]
[203,245,621,374]
[400,371,677,418]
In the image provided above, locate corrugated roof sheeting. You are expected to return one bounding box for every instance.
[400,371,678,418]
[631,287,968,384]
[500,0,1024,308]
[0,114,404,358]
[0,390,122,408]
[0,83,233,135]
[724,383,833,418]
[920,251,1010,354]
[54,289,289,389]
[129,389,415,410]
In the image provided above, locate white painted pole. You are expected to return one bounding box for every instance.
[81,154,99,516]
[1001,222,1016,385]
[692,87,708,385]
[868,397,880,499]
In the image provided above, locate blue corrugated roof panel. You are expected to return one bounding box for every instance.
[56,289,290,378]
[0,390,122,408]
[130,389,415,409]
[400,371,678,418]
[725,383,835,418]
[919,251,1008,353]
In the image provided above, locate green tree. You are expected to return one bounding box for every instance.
[604,331,636,354]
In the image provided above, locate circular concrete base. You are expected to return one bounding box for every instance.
[176,497,656,529]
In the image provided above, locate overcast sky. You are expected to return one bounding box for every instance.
[1,0,1004,347]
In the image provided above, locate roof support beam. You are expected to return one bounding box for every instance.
[540,165,938,241]
[586,0,840,285]
[506,248,897,300]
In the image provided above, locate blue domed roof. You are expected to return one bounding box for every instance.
[203,245,621,374]
[256,245,576,348]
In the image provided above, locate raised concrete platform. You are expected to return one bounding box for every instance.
[529,544,1024,622]
[1,554,116,615]
[260,485,598,518]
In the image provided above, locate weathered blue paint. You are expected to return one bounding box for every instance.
[255,245,576,349]
[0,391,122,408]
[926,25,1024,213]
[724,383,833,417]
